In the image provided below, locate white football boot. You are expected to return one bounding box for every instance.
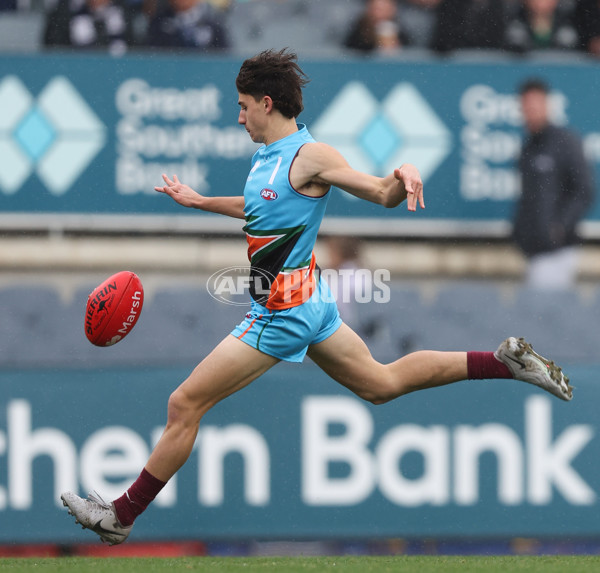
[494,336,573,401]
[61,491,132,545]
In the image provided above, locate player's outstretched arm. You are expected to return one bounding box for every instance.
[298,143,424,211]
[154,174,246,219]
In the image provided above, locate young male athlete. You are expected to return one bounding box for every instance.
[61,49,573,545]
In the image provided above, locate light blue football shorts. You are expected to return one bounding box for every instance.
[231,277,342,362]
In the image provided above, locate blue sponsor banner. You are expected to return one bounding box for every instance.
[1,54,600,227]
[0,362,598,543]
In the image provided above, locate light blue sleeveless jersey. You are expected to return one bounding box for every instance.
[243,124,331,309]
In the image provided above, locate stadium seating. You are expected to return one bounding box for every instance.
[133,286,247,364]
[419,282,514,353]
[0,285,67,367]
[1,280,594,369]
[0,11,44,52]
[509,287,590,362]
[227,0,359,57]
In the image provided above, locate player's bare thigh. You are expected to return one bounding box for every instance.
[173,334,280,417]
[309,323,468,403]
[306,322,392,403]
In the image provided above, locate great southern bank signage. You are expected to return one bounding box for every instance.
[1,55,600,230]
[0,363,598,542]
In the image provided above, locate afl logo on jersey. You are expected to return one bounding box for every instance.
[260,188,278,201]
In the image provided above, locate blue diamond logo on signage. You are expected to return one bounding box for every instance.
[0,75,106,196]
[360,114,400,166]
[14,107,56,160]
[311,81,452,183]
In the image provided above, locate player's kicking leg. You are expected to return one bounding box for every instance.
[307,323,572,403]
[61,335,279,545]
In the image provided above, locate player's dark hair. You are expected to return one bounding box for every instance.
[519,77,550,95]
[236,48,309,119]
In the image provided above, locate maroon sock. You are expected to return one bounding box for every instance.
[113,468,167,526]
[467,351,513,380]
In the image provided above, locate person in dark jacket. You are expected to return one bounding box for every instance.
[145,0,228,51]
[513,78,595,289]
[574,0,600,57]
[43,0,135,54]
[504,0,579,53]
[431,0,507,53]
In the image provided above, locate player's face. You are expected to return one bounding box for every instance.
[238,93,267,144]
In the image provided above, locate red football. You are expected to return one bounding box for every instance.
[84,271,144,346]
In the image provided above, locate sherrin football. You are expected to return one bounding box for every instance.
[85,271,144,347]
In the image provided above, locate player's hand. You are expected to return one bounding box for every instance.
[154,174,203,209]
[394,165,424,211]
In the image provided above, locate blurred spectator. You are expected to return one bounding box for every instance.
[512,78,595,290]
[0,0,17,10]
[399,0,441,49]
[43,0,135,54]
[574,0,600,57]
[145,0,229,51]
[344,0,410,54]
[324,236,364,332]
[324,235,387,340]
[431,0,507,53]
[207,0,230,9]
[504,0,579,52]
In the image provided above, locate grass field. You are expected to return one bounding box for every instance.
[2,556,600,573]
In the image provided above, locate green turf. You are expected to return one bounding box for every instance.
[2,556,600,573]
